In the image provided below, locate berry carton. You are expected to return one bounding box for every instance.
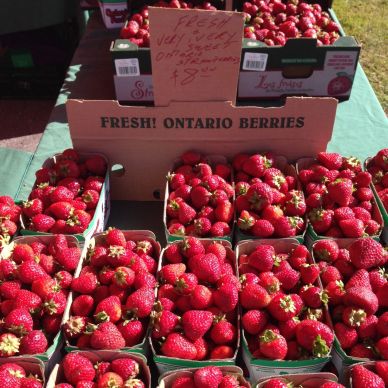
[255,372,340,387]
[0,357,46,385]
[296,157,383,248]
[150,238,241,373]
[236,238,333,382]
[46,351,151,387]
[348,361,388,387]
[20,152,110,243]
[157,365,250,387]
[98,0,128,29]
[0,235,83,370]
[62,230,160,356]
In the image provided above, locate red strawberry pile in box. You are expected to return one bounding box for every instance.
[120,1,219,48]
[239,241,334,361]
[22,149,107,234]
[63,229,159,350]
[0,361,43,387]
[163,366,249,387]
[151,237,239,361]
[234,152,306,238]
[366,148,388,212]
[350,362,388,388]
[166,151,234,238]
[312,238,388,360]
[0,235,80,357]
[53,352,148,388]
[0,195,21,250]
[298,152,382,238]
[242,0,340,46]
[260,376,344,388]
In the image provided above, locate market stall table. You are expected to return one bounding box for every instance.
[6,11,388,243]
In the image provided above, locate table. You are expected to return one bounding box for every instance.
[4,11,388,242]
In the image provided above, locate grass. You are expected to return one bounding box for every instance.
[333,0,388,111]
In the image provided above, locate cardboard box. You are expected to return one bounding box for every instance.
[158,365,250,387]
[163,154,234,243]
[364,157,388,244]
[236,238,332,382]
[20,152,110,243]
[296,157,383,249]
[255,372,339,388]
[0,357,46,383]
[0,235,83,369]
[151,238,240,373]
[46,351,151,387]
[63,230,160,355]
[98,0,128,29]
[234,155,306,243]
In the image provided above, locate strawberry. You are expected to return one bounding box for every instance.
[159,263,186,285]
[111,358,139,380]
[241,283,270,309]
[62,352,95,385]
[210,221,231,236]
[94,296,122,323]
[19,330,48,354]
[375,362,388,386]
[317,152,343,170]
[178,202,196,225]
[90,321,125,349]
[274,216,304,237]
[22,198,43,218]
[296,320,333,357]
[98,372,123,387]
[42,291,67,315]
[182,310,213,341]
[193,366,223,388]
[378,312,388,336]
[63,316,88,339]
[85,155,107,175]
[334,322,358,349]
[181,237,205,258]
[351,364,385,388]
[14,289,42,313]
[71,295,94,316]
[327,178,353,206]
[0,280,21,299]
[161,333,197,359]
[275,266,300,290]
[5,308,33,335]
[262,378,289,388]
[12,243,35,263]
[152,310,179,339]
[300,285,328,308]
[260,329,287,360]
[377,337,388,360]
[283,190,306,216]
[190,284,213,309]
[342,307,366,327]
[246,182,274,211]
[0,370,21,387]
[268,294,303,321]
[210,319,236,345]
[348,238,383,269]
[358,314,378,339]
[189,253,222,284]
[349,343,375,359]
[242,310,269,335]
[339,218,365,237]
[18,261,48,284]
[117,320,145,347]
[248,245,275,272]
[313,239,339,262]
[125,287,155,318]
[308,208,333,234]
[71,273,98,294]
[171,376,195,388]
[30,214,55,232]
[300,263,320,284]
[344,286,378,315]
[219,375,240,388]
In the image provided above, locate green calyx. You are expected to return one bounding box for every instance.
[280,295,296,313]
[94,311,110,323]
[108,245,125,258]
[347,309,366,327]
[260,329,278,344]
[312,335,330,358]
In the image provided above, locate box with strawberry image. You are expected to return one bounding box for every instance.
[0,357,45,387]
[237,238,334,382]
[311,238,388,381]
[348,361,388,388]
[0,195,22,251]
[46,350,150,387]
[150,237,240,373]
[164,151,234,243]
[20,149,110,243]
[0,234,83,367]
[365,148,388,244]
[233,152,307,242]
[157,365,250,387]
[62,229,160,355]
[256,372,343,387]
[296,153,383,247]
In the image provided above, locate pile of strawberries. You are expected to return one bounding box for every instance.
[312,238,388,360]
[152,237,239,361]
[166,151,234,238]
[242,0,340,46]
[0,235,80,357]
[63,228,158,350]
[166,366,249,388]
[22,149,107,234]
[298,152,381,238]
[120,1,219,48]
[239,242,334,360]
[0,362,43,386]
[234,152,306,238]
[0,196,21,250]
[366,148,388,212]
[55,352,147,387]
[351,362,388,387]
[261,375,344,388]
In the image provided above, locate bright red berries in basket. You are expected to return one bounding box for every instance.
[63,228,159,350]
[0,195,21,250]
[234,152,306,238]
[165,151,234,238]
[152,237,239,361]
[298,152,382,238]
[22,149,107,235]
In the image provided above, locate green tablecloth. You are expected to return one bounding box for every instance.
[7,12,388,203]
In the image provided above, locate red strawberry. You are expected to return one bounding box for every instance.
[71,295,94,316]
[152,310,179,339]
[111,358,139,380]
[210,320,236,345]
[339,218,365,237]
[90,321,125,349]
[334,322,358,349]
[268,294,303,321]
[283,190,306,216]
[376,337,388,360]
[308,208,333,234]
[22,198,44,218]
[178,202,196,225]
[275,267,300,290]
[327,178,353,206]
[42,291,67,315]
[248,245,275,272]
[98,372,123,387]
[241,283,270,309]
[62,352,95,385]
[300,263,320,284]
[125,287,155,318]
[296,320,333,357]
[30,214,56,232]
[351,364,385,388]
[159,263,186,285]
[348,238,383,269]
[375,362,388,386]
[259,329,287,360]
[313,240,339,262]
[94,296,122,323]
[190,285,213,309]
[181,310,213,341]
[13,289,42,313]
[189,253,222,284]
[242,310,268,335]
[317,152,343,170]
[246,182,274,211]
[358,314,378,339]
[85,155,107,175]
[117,320,145,347]
[5,308,33,335]
[71,273,98,294]
[161,333,197,359]
[344,286,378,315]
[300,285,328,308]
[181,237,205,258]
[349,343,375,359]
[193,366,223,388]
[19,330,48,354]
[171,376,195,388]
[63,316,88,339]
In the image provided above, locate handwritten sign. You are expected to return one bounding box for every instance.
[149,7,244,106]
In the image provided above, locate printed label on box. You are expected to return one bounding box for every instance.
[115,59,140,77]
[99,1,127,28]
[238,51,358,98]
[242,52,268,71]
[114,75,154,101]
